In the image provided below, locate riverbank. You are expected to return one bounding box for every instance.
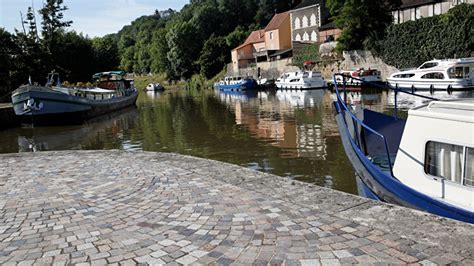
[0,151,472,265]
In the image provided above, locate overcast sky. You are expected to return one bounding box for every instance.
[0,0,189,37]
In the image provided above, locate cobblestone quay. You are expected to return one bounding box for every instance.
[0,151,473,265]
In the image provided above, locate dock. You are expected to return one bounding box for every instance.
[0,104,18,129]
[0,151,472,265]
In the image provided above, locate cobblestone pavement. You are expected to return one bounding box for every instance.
[0,151,473,265]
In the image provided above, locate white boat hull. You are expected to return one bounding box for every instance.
[387,79,473,90]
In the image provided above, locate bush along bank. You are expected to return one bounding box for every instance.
[375,3,473,69]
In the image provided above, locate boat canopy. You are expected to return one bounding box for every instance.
[92,71,126,79]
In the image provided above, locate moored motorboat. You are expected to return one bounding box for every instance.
[333,74,474,223]
[333,68,381,86]
[387,58,474,91]
[275,71,326,90]
[11,71,138,125]
[217,76,258,91]
[145,83,164,91]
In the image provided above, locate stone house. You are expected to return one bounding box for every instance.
[231,12,292,73]
[231,30,265,72]
[392,0,473,24]
[289,0,331,43]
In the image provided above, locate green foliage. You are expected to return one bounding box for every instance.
[330,0,400,52]
[376,4,474,69]
[39,0,73,52]
[225,26,249,49]
[292,44,320,68]
[187,74,208,91]
[198,35,229,78]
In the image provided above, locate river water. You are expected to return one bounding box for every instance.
[1,88,472,195]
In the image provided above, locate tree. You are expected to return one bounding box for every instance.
[150,28,170,74]
[225,26,249,49]
[166,22,201,79]
[39,0,73,52]
[198,34,229,78]
[329,0,401,51]
[92,34,119,72]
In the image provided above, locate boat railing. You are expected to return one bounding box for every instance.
[333,74,441,177]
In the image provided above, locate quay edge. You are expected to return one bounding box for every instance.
[0,150,472,265]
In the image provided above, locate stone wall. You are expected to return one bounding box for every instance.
[226,58,299,79]
[227,50,399,81]
[317,50,400,81]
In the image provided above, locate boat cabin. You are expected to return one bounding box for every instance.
[93,71,134,91]
[393,100,474,210]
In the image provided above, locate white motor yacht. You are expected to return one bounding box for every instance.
[275,71,326,90]
[388,58,474,90]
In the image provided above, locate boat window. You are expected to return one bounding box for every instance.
[393,73,415,78]
[302,72,309,78]
[464,67,470,78]
[425,141,463,184]
[464,147,474,186]
[421,72,444,79]
[419,62,438,69]
[448,67,464,79]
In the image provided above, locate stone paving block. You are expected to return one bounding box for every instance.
[0,151,472,266]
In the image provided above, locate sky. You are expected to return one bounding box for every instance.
[0,0,189,37]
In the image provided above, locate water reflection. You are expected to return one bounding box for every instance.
[1,87,472,196]
[387,90,474,110]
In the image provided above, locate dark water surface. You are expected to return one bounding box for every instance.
[1,88,472,195]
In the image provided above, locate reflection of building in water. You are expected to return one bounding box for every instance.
[296,123,327,159]
[216,89,328,159]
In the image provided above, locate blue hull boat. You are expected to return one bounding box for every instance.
[217,78,257,91]
[333,74,474,223]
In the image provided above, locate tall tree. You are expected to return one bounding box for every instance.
[328,0,401,51]
[39,0,72,51]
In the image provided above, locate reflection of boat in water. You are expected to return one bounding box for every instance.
[276,89,325,108]
[387,90,473,110]
[334,74,474,223]
[145,90,164,100]
[215,89,258,103]
[12,71,138,125]
[17,107,139,152]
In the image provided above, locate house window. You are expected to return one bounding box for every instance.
[269,32,273,40]
[294,17,301,29]
[428,4,434,16]
[434,3,442,15]
[425,141,463,184]
[310,14,317,26]
[302,16,308,28]
[295,33,301,41]
[311,31,317,42]
[303,32,309,41]
[393,11,399,24]
[415,7,421,19]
